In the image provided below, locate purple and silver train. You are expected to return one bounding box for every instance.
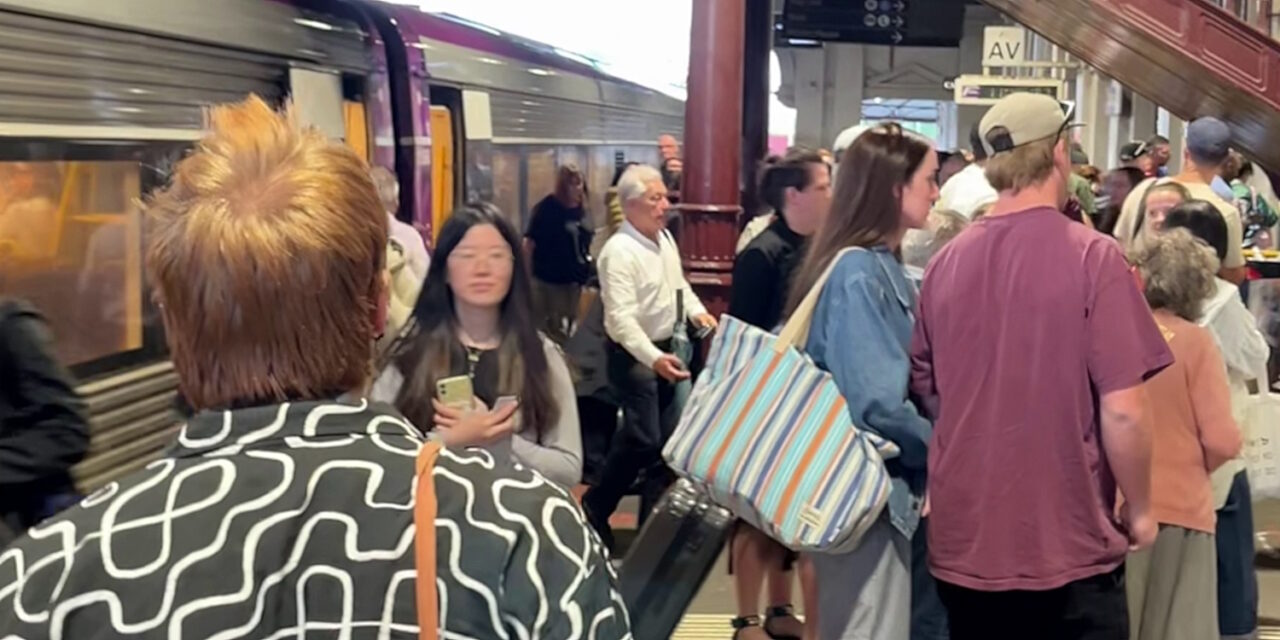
[0,0,683,489]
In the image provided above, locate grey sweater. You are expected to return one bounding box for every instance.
[370,335,583,488]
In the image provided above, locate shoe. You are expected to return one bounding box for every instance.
[763,605,802,640]
[731,615,764,640]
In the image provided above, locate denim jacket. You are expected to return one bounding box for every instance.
[803,246,931,539]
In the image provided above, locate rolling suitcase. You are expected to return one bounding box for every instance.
[617,478,734,640]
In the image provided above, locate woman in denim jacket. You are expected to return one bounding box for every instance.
[784,123,940,640]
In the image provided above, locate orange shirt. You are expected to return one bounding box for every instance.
[1143,310,1242,533]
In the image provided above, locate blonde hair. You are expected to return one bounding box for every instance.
[370,165,400,215]
[902,209,968,269]
[146,96,387,409]
[554,164,585,205]
[1129,227,1218,321]
[984,135,1060,193]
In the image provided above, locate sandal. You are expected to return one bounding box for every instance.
[731,615,764,639]
[763,605,803,640]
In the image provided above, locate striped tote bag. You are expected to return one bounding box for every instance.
[662,248,895,554]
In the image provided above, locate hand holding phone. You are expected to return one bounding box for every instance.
[431,395,518,448]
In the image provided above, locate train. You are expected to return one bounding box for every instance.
[0,0,684,490]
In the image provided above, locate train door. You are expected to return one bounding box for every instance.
[344,99,370,163]
[290,68,373,165]
[429,105,454,242]
[427,85,470,241]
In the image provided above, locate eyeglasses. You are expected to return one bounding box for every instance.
[448,250,514,268]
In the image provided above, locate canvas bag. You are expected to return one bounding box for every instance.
[414,441,442,640]
[1242,368,1280,500]
[663,247,897,554]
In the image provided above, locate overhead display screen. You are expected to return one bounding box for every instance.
[779,0,965,47]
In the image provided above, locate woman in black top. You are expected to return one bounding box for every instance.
[727,148,832,640]
[523,165,593,344]
[376,203,583,488]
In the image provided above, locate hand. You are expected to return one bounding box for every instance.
[921,491,931,518]
[693,313,718,331]
[652,354,691,383]
[1120,502,1158,551]
[432,397,518,447]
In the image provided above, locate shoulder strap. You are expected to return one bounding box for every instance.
[415,441,442,640]
[774,247,862,351]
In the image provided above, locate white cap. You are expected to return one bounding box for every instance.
[832,125,872,159]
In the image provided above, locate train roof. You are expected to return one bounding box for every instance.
[380,4,683,106]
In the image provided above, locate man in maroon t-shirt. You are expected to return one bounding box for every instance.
[909,93,1173,639]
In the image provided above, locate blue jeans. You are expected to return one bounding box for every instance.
[1216,470,1258,636]
[912,517,949,640]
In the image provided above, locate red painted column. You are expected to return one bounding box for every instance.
[676,0,749,318]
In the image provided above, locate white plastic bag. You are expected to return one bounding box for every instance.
[1243,371,1280,500]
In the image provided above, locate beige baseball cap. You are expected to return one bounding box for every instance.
[979,93,1081,157]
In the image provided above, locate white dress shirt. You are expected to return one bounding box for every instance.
[598,220,708,368]
[1199,277,1270,508]
[936,163,997,219]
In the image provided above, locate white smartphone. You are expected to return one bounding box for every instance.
[493,395,520,425]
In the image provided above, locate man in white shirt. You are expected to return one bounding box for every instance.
[581,164,716,550]
[936,123,998,219]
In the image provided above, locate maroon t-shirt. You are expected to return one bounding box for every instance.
[910,206,1173,591]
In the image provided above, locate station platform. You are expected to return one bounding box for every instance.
[593,495,1280,638]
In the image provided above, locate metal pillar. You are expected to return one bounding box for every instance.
[741,0,772,221]
[677,0,749,318]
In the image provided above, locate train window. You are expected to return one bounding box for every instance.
[0,140,187,381]
[524,147,557,228]
[491,149,521,228]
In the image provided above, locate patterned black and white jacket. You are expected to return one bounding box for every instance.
[0,399,631,639]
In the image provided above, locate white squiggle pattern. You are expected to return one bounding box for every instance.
[0,401,631,640]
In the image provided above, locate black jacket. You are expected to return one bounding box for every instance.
[0,400,629,639]
[0,299,89,537]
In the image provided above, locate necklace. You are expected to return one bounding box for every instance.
[464,344,484,378]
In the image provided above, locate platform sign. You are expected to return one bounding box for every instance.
[779,0,964,48]
[982,26,1027,66]
[953,75,1066,106]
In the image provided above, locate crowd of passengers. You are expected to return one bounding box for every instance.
[0,91,1270,640]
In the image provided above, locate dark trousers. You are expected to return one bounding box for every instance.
[911,518,949,640]
[1216,470,1259,636]
[937,566,1128,640]
[577,396,619,488]
[583,340,680,530]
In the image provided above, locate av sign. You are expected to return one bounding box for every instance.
[982,26,1027,66]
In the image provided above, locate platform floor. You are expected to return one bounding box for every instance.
[607,496,1280,639]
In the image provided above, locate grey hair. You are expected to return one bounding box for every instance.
[617,164,664,203]
[901,209,969,270]
[369,165,400,215]
[1129,227,1219,321]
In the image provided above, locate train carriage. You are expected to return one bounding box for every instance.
[0,0,682,491]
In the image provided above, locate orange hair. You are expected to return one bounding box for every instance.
[146,95,387,409]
